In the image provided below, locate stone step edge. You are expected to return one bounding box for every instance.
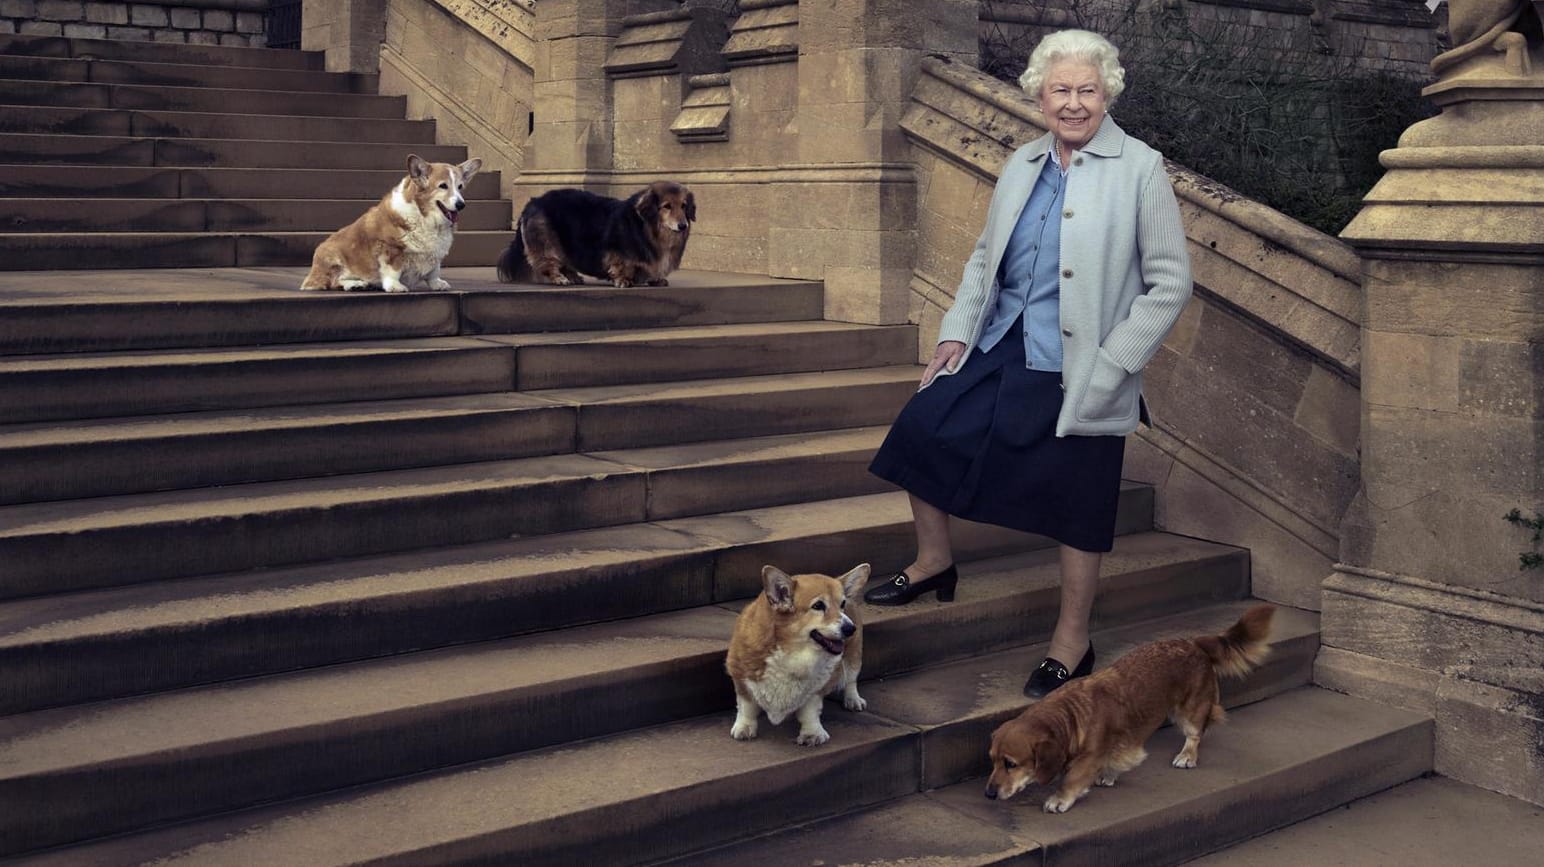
[2,601,1321,863]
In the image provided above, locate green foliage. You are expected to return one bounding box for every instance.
[1504,509,1544,571]
[979,1,1437,236]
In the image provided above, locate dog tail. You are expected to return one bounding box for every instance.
[1195,604,1274,679]
[495,224,529,283]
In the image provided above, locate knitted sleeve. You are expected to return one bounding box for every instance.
[1099,158,1193,373]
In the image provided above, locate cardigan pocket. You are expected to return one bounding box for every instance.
[1077,347,1140,422]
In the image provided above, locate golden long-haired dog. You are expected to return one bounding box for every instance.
[300,154,481,293]
[986,605,1274,813]
[495,182,695,288]
[725,564,868,746]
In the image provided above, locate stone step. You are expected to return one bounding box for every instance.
[0,426,894,598]
[0,336,515,424]
[0,104,438,143]
[487,320,919,390]
[2,605,1360,865]
[0,270,464,355]
[0,490,1161,713]
[0,228,515,269]
[0,132,467,168]
[0,78,406,117]
[0,197,510,233]
[0,55,377,94]
[0,33,325,70]
[0,367,916,504]
[664,688,1431,867]
[0,165,502,199]
[459,273,826,333]
[0,269,817,355]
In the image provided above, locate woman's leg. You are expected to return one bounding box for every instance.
[1046,544,1100,665]
[905,493,955,579]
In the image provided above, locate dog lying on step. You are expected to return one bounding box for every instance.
[495,182,694,288]
[300,154,482,293]
[725,564,868,746]
[985,605,1274,812]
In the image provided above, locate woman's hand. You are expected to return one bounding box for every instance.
[920,341,966,388]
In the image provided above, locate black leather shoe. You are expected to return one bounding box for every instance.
[1022,643,1095,698]
[863,564,959,606]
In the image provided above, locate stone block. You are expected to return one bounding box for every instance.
[1364,330,1461,413]
[19,20,64,34]
[236,11,263,34]
[105,24,150,40]
[203,9,233,30]
[36,0,81,21]
[127,4,167,27]
[84,1,125,24]
[187,30,218,45]
[1294,364,1360,455]
[1314,645,1440,715]
[218,32,248,46]
[63,22,106,38]
[1190,302,1313,417]
[0,0,37,20]
[168,7,199,29]
[823,266,913,325]
[0,19,12,32]
[1434,678,1544,804]
[1460,339,1542,419]
[151,27,185,42]
[1156,457,1330,611]
[1362,259,1543,340]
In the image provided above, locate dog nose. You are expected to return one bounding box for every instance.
[454,200,466,211]
[840,620,855,637]
[984,784,998,800]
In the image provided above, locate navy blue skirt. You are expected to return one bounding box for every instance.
[869,323,1125,552]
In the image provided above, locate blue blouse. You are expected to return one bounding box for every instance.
[976,149,1066,371]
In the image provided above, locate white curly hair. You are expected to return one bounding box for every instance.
[1019,29,1126,108]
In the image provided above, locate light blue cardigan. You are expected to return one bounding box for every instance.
[934,118,1193,437]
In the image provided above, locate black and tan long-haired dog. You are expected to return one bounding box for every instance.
[495,182,695,287]
[985,605,1274,813]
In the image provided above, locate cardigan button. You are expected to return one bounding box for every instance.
[1062,269,1073,278]
[1063,209,1074,218]
[1062,328,1072,337]
[1073,157,1084,166]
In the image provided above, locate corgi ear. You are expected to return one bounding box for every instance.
[459,158,482,180]
[407,154,430,185]
[837,563,870,599]
[762,566,794,613]
[683,190,696,222]
[635,186,660,223]
[1032,736,1068,784]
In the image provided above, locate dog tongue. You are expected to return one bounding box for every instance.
[440,203,458,224]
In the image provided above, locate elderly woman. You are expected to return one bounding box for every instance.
[865,29,1192,698]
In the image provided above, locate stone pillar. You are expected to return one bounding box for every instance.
[771,0,976,324]
[1329,6,1544,804]
[301,0,386,73]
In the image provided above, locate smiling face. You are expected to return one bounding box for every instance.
[1038,59,1107,159]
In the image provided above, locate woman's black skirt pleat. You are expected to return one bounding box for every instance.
[869,321,1125,553]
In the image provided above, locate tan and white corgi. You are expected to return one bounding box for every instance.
[725,563,869,746]
[300,154,482,293]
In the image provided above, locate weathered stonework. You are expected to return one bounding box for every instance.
[376,0,536,201]
[6,0,269,46]
[1331,14,1544,802]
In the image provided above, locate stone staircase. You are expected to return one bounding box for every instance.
[0,35,1433,867]
[0,33,513,269]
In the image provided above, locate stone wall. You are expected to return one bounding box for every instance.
[378,0,535,201]
[1,0,267,44]
[902,56,1363,610]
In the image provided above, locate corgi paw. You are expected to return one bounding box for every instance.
[381,282,408,294]
[1096,771,1118,787]
[548,274,572,285]
[730,719,758,741]
[1171,753,1197,769]
[338,279,369,292]
[843,692,867,712]
[1043,793,1078,813]
[428,278,451,291]
[612,279,634,288]
[795,727,830,747]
